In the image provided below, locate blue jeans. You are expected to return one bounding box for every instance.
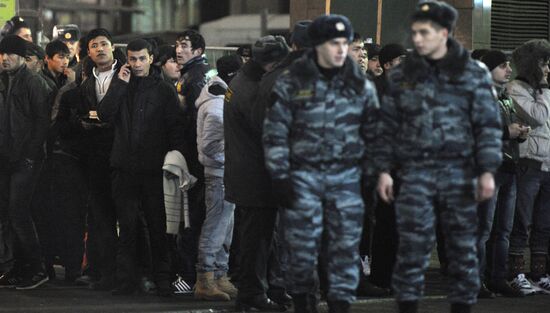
[196,174,235,277]
[477,170,516,282]
[509,165,550,256]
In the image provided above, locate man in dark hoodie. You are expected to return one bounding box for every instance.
[374,2,502,313]
[0,35,52,290]
[98,38,185,296]
[224,35,289,312]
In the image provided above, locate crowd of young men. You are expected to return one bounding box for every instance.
[0,1,550,313]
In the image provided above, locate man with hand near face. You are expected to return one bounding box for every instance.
[41,40,75,92]
[98,38,185,297]
[263,15,379,313]
[374,2,502,312]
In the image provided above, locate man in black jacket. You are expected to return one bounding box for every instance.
[174,29,211,288]
[224,35,289,312]
[98,38,185,296]
[0,35,52,290]
[55,28,121,290]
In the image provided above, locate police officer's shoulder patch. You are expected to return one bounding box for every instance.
[225,87,233,103]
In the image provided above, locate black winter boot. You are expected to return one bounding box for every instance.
[291,294,318,313]
[398,301,418,313]
[327,300,350,313]
[450,303,471,313]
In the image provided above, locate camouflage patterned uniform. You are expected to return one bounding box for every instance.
[373,38,502,305]
[263,51,379,302]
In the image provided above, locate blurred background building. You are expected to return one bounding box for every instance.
[3,0,550,50]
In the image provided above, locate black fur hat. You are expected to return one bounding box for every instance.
[512,39,550,87]
[411,1,458,32]
[308,14,353,46]
[252,35,289,65]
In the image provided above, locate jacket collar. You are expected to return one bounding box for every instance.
[402,38,470,83]
[181,55,207,74]
[242,60,266,81]
[288,49,366,94]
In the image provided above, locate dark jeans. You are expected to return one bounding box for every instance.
[175,178,205,284]
[509,164,550,256]
[86,160,117,279]
[0,157,44,273]
[483,170,517,281]
[33,153,87,274]
[237,206,278,301]
[112,170,170,285]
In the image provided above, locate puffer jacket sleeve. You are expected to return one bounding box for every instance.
[372,74,400,174]
[508,81,550,127]
[200,99,224,167]
[27,75,53,160]
[262,75,293,180]
[471,68,503,174]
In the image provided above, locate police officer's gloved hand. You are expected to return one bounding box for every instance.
[272,178,295,208]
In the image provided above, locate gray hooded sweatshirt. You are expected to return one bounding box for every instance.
[196,75,227,177]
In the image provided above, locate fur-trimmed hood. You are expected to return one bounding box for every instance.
[402,38,470,83]
[512,39,550,89]
[287,49,367,95]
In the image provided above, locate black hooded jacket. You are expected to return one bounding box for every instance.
[98,66,185,172]
[0,65,52,162]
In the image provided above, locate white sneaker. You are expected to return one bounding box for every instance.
[510,273,538,296]
[532,275,550,295]
[172,275,193,294]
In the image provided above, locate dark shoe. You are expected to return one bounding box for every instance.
[111,283,137,296]
[487,279,524,298]
[451,303,471,313]
[90,276,115,291]
[0,269,21,289]
[357,279,391,297]
[267,290,293,307]
[398,301,418,313]
[15,271,49,290]
[477,283,495,299]
[291,293,318,313]
[235,297,286,312]
[327,300,350,313]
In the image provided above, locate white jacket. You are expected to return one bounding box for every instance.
[163,150,197,234]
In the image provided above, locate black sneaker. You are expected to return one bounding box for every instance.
[477,283,495,299]
[0,270,22,288]
[488,279,525,298]
[15,271,49,290]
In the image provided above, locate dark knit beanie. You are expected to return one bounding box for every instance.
[471,49,489,61]
[308,14,353,47]
[411,1,458,32]
[290,20,312,48]
[216,54,242,83]
[252,35,289,65]
[0,35,28,57]
[26,42,46,59]
[365,43,381,58]
[379,43,407,66]
[481,50,508,71]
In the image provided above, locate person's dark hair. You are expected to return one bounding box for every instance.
[45,40,70,58]
[127,38,154,56]
[471,49,489,61]
[86,28,112,49]
[81,56,95,78]
[113,47,127,64]
[157,45,176,66]
[353,32,362,43]
[176,29,205,53]
[512,39,550,88]
[2,16,30,37]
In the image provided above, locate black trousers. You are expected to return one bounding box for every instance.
[33,153,87,274]
[86,159,117,280]
[0,157,43,274]
[112,170,169,285]
[237,206,278,301]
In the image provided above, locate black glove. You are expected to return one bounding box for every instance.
[271,178,295,208]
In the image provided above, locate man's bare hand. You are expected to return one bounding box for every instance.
[377,172,394,203]
[476,172,495,202]
[65,68,76,83]
[118,64,131,83]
